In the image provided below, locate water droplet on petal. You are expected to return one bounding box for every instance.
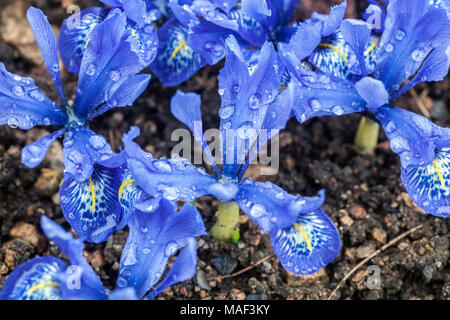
[11,85,24,96]
[7,117,19,128]
[109,70,121,81]
[86,64,97,76]
[332,105,344,115]
[395,29,405,41]
[249,94,261,109]
[218,88,225,96]
[89,135,106,150]
[165,241,178,256]
[250,203,267,218]
[154,160,172,173]
[411,49,424,62]
[309,98,321,111]
[385,43,394,53]
[219,104,235,119]
[385,121,396,133]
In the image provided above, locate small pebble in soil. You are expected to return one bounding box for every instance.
[211,254,238,275]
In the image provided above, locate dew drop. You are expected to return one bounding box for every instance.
[395,29,406,41]
[11,85,24,96]
[385,43,394,53]
[7,117,19,129]
[219,104,235,119]
[411,49,424,62]
[248,94,261,109]
[154,160,172,173]
[250,203,267,218]
[86,63,97,76]
[332,105,344,115]
[165,241,178,256]
[109,70,121,82]
[309,98,322,111]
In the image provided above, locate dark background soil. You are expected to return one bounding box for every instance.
[0,0,449,300]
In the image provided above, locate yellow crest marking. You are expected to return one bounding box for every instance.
[118,180,136,199]
[171,40,188,59]
[27,282,59,295]
[279,86,287,91]
[84,39,91,49]
[365,36,380,55]
[234,2,242,7]
[433,160,446,188]
[89,178,96,213]
[293,223,312,250]
[318,42,349,64]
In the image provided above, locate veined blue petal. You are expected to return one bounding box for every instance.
[58,7,109,73]
[62,125,115,182]
[150,18,206,86]
[239,81,294,178]
[0,63,67,129]
[74,9,150,119]
[391,46,450,101]
[320,0,347,37]
[100,0,123,6]
[123,127,217,201]
[117,199,205,298]
[189,21,230,65]
[59,164,122,243]
[270,208,340,274]
[290,73,366,123]
[241,0,271,21]
[402,148,450,217]
[117,167,145,230]
[170,91,219,173]
[375,106,444,169]
[309,30,353,79]
[376,0,450,93]
[0,257,65,300]
[88,74,151,120]
[340,19,372,76]
[355,77,389,112]
[40,216,108,299]
[219,36,283,177]
[278,22,322,63]
[26,7,68,107]
[235,178,326,233]
[109,288,138,300]
[145,238,197,300]
[228,5,267,47]
[266,0,298,29]
[22,128,66,168]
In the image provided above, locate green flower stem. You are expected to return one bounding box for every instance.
[354,116,380,154]
[210,201,240,244]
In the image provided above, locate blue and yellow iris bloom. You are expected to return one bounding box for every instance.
[282,0,450,217]
[0,7,156,243]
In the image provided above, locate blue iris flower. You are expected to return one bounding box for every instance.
[151,0,301,86]
[0,212,201,300]
[58,0,161,73]
[282,0,450,217]
[121,36,341,275]
[0,7,155,243]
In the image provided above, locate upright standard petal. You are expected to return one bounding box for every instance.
[270,207,340,274]
[117,199,206,298]
[123,127,217,201]
[0,63,67,130]
[320,0,347,37]
[376,0,450,93]
[150,18,206,86]
[0,257,66,300]
[58,7,109,73]
[22,128,66,168]
[59,164,123,243]
[340,19,372,76]
[170,91,219,173]
[218,36,282,177]
[74,9,150,119]
[26,7,68,106]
